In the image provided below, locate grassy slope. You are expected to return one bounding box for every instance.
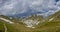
[0,20,60,32]
[35,20,60,32]
[0,20,5,32]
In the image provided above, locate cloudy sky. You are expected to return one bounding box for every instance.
[0,0,60,17]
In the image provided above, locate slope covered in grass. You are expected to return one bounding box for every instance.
[0,20,5,32]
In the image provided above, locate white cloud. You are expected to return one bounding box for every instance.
[0,0,2,3]
[0,0,60,16]
[3,3,13,9]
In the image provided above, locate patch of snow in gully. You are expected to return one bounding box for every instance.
[0,17,14,24]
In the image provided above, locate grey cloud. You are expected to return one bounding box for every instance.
[0,0,60,16]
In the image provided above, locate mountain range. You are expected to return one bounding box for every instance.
[0,10,60,32]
